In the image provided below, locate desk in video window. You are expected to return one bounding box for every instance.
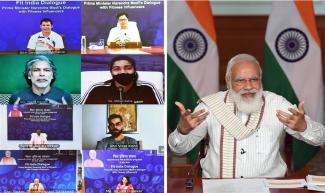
[83,46,164,55]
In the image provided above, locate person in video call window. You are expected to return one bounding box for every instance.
[28,178,45,193]
[168,53,325,179]
[30,128,48,148]
[27,18,64,53]
[96,114,139,150]
[0,150,17,165]
[84,150,104,167]
[8,105,23,117]
[9,55,73,105]
[82,55,163,104]
[107,12,141,47]
[116,176,135,193]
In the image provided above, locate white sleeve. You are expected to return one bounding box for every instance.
[30,133,35,144]
[55,34,64,49]
[42,133,48,144]
[278,96,325,146]
[27,34,37,49]
[38,183,45,190]
[107,28,117,43]
[132,25,141,42]
[168,103,209,155]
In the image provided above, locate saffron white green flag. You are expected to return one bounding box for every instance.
[167,1,219,162]
[263,1,324,169]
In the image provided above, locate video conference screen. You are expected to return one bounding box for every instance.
[84,150,164,193]
[7,104,73,141]
[0,150,76,193]
[0,1,81,51]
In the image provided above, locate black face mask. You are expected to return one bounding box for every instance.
[112,73,137,86]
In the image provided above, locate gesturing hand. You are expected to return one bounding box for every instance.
[175,101,209,135]
[276,101,307,132]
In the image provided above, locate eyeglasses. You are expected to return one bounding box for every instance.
[233,77,260,86]
[109,122,122,127]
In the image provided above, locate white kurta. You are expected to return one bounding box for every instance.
[30,133,48,146]
[107,22,141,43]
[168,91,325,178]
[27,31,64,51]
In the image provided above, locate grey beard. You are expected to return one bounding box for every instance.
[229,88,263,114]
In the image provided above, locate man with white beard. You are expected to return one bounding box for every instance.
[9,55,72,104]
[168,54,325,178]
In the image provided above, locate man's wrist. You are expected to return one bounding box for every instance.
[176,125,188,135]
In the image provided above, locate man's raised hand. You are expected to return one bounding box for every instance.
[175,101,209,135]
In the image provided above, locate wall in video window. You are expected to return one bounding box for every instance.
[0,150,77,192]
[82,0,164,46]
[0,1,81,51]
[0,54,81,104]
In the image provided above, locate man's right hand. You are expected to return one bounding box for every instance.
[175,101,209,135]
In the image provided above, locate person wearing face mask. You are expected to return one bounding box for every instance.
[168,54,325,179]
[27,18,64,53]
[96,114,138,150]
[8,55,73,104]
[82,55,163,104]
[107,13,141,48]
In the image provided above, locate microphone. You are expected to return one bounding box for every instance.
[240,148,246,155]
[118,86,123,104]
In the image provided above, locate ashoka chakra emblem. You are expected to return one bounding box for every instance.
[173,28,208,63]
[275,28,309,62]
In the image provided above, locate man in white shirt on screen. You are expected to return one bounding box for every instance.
[28,178,45,193]
[27,18,64,53]
[30,128,48,149]
[107,13,141,47]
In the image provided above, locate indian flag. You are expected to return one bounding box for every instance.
[263,1,324,170]
[167,1,219,162]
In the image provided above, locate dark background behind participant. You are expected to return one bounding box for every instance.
[81,0,164,47]
[0,1,81,51]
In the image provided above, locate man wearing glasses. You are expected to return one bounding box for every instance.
[106,12,141,47]
[96,114,139,150]
[82,55,163,104]
[9,55,72,104]
[168,53,325,178]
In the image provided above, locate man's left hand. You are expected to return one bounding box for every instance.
[276,101,307,132]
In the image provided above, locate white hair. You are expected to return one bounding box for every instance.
[225,53,262,79]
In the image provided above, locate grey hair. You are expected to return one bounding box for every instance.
[24,55,57,86]
[225,53,262,79]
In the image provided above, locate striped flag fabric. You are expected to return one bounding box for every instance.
[167,1,219,162]
[263,1,324,169]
